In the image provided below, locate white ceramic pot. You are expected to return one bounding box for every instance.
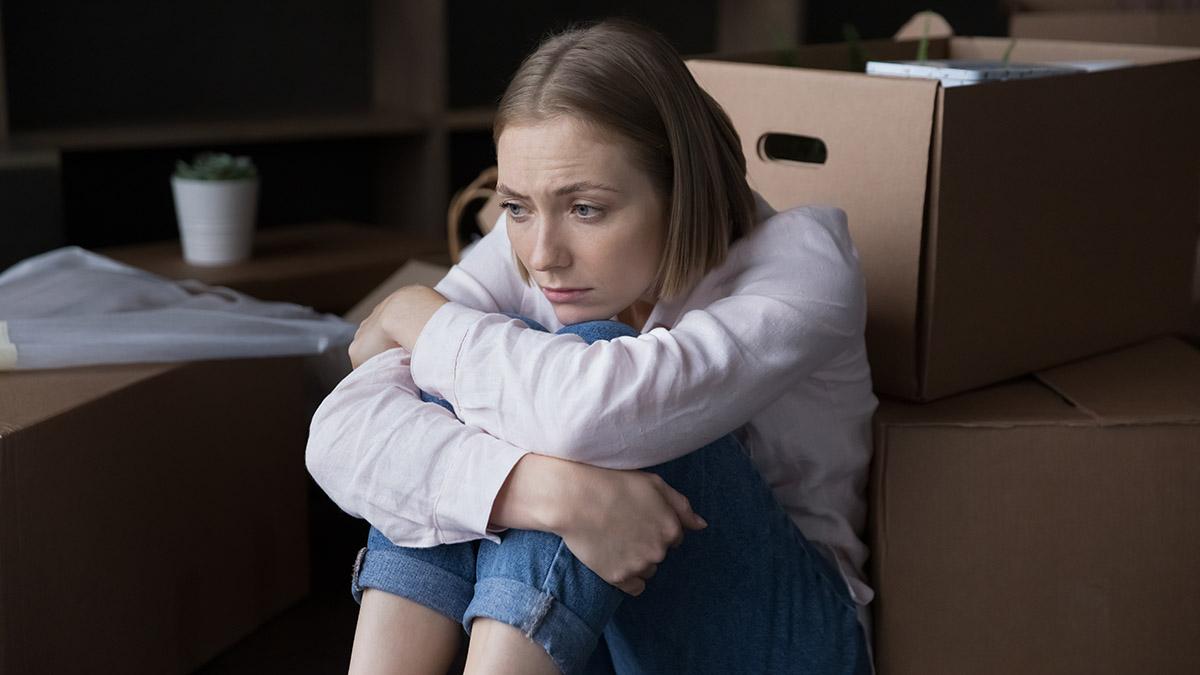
[171,176,259,266]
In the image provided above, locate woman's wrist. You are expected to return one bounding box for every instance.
[380,285,449,351]
[488,454,577,534]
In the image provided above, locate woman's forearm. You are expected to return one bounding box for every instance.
[490,451,707,596]
[488,454,577,534]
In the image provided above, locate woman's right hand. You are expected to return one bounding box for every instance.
[553,462,707,596]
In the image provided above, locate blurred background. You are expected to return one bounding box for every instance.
[0,0,1012,270]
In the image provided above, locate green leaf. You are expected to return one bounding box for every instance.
[916,12,931,64]
[173,151,258,180]
[1001,38,1017,66]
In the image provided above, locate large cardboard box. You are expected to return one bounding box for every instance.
[0,356,310,673]
[1009,7,1200,332]
[688,38,1200,401]
[869,337,1200,674]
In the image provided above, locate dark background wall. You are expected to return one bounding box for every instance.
[805,0,1008,43]
[1,1,1008,271]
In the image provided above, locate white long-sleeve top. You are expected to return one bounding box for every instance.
[306,195,879,624]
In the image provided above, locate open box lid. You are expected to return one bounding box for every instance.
[1011,10,1200,48]
[876,337,1200,429]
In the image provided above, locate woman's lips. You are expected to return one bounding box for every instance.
[542,287,590,303]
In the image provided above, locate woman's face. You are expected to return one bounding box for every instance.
[497,116,667,326]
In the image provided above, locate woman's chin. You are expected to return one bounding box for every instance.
[554,306,615,326]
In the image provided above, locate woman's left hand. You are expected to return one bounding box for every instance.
[348,285,449,369]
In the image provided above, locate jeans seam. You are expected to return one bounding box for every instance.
[351,546,368,593]
[522,538,569,637]
[524,593,554,639]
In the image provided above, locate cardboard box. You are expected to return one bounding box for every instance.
[869,337,1200,674]
[1010,9,1200,326]
[343,258,452,325]
[0,356,310,673]
[1011,10,1200,47]
[688,37,1200,401]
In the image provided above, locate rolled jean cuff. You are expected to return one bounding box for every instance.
[463,577,602,675]
[350,545,475,625]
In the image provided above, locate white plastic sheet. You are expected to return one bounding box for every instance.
[0,246,358,371]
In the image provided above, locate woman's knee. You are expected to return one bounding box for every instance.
[469,528,624,674]
[474,527,565,578]
[556,319,638,344]
[501,312,636,343]
[643,432,761,498]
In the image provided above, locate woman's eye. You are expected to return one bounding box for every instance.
[572,204,601,219]
[501,201,528,219]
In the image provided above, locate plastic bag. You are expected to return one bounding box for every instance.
[0,246,358,371]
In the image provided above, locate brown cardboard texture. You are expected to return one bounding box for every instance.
[869,337,1200,674]
[1012,11,1200,47]
[0,357,309,674]
[344,258,450,325]
[688,37,1200,401]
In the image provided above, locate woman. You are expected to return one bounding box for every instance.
[307,19,876,675]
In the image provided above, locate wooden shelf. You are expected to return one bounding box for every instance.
[2,109,430,153]
[99,221,449,315]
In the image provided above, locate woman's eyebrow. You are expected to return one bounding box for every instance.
[496,182,620,199]
[553,181,620,196]
[495,183,526,198]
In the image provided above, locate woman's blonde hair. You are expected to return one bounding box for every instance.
[494,19,757,300]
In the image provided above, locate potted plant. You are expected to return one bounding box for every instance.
[171,152,259,266]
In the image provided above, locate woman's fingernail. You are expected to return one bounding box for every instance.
[696,515,708,528]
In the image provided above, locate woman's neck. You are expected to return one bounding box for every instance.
[616,299,655,332]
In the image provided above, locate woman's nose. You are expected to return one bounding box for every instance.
[528,219,570,271]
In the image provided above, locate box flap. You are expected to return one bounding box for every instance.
[877,338,1200,431]
[0,362,178,435]
[1016,0,1196,12]
[687,57,940,396]
[950,35,1200,65]
[875,379,1092,428]
[1035,337,1200,423]
[1011,11,1200,48]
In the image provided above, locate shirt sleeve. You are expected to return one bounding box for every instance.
[305,213,536,548]
[409,206,867,470]
[305,346,528,547]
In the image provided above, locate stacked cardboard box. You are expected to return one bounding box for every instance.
[687,30,1200,674]
[0,356,310,673]
[871,337,1200,674]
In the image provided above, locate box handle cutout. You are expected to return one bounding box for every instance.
[758,133,827,166]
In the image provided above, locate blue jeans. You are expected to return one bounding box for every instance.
[351,316,871,674]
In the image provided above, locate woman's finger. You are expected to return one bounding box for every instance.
[621,578,646,597]
[652,478,707,530]
[667,523,684,549]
